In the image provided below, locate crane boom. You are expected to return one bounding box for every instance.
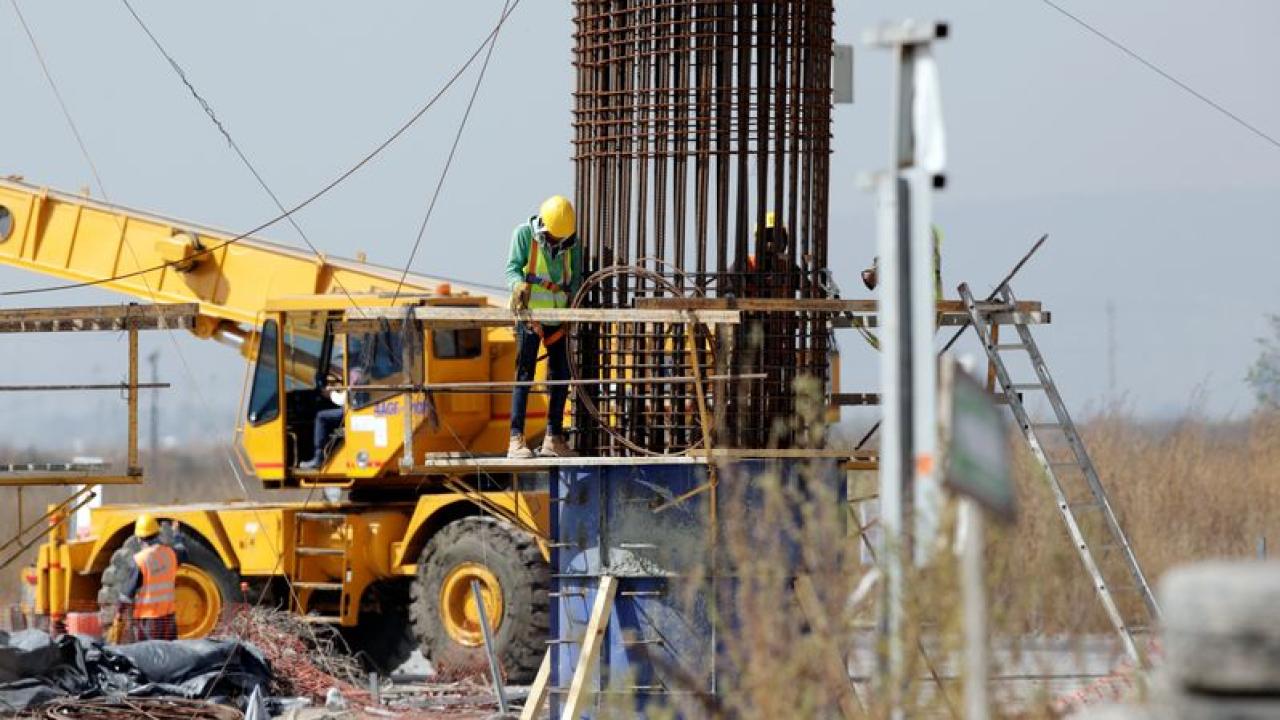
[0,177,498,341]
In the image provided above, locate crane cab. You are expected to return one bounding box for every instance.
[238,294,535,488]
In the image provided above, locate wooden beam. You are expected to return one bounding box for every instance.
[832,393,880,406]
[687,448,873,460]
[338,306,740,332]
[636,297,1042,314]
[0,473,142,487]
[412,454,706,472]
[561,575,618,720]
[346,372,766,394]
[0,303,199,333]
[519,651,552,720]
[832,310,1050,329]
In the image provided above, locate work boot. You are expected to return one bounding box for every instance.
[507,435,534,459]
[539,433,577,458]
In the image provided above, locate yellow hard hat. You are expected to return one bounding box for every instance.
[765,211,777,229]
[135,513,160,538]
[538,195,576,240]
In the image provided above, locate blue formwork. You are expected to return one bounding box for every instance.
[548,460,841,719]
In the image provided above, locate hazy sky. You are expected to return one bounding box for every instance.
[2,1,1278,449]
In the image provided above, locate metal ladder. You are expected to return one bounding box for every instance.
[290,511,352,623]
[959,283,1159,665]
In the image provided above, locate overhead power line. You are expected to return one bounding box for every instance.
[1040,0,1280,152]
[8,0,250,501]
[119,0,365,312]
[2,0,524,297]
[392,0,512,301]
[8,0,109,196]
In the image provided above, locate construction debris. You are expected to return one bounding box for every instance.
[218,607,368,704]
[30,696,244,720]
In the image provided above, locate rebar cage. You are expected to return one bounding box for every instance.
[571,0,837,453]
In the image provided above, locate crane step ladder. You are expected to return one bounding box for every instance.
[290,511,353,623]
[959,283,1160,666]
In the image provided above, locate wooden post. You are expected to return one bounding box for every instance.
[126,317,140,476]
[519,651,552,720]
[795,574,863,720]
[561,575,618,720]
[400,309,417,470]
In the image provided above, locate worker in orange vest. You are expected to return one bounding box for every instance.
[730,212,803,298]
[117,514,188,641]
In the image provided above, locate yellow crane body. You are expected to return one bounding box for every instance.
[2,178,557,678]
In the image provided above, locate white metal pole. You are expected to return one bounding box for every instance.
[960,498,990,720]
[867,22,948,716]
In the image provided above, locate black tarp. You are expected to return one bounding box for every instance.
[0,630,271,714]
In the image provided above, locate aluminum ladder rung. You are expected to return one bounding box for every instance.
[995,343,1027,351]
[1008,383,1045,391]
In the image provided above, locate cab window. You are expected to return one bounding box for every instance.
[247,320,280,424]
[349,328,411,409]
[281,312,330,392]
[432,329,482,360]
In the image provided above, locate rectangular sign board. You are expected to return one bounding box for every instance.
[941,358,1016,522]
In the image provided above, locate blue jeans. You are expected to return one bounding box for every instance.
[510,323,569,436]
[312,407,344,462]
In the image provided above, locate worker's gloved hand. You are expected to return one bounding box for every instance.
[861,266,878,291]
[508,282,531,311]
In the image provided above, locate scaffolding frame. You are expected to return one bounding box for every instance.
[0,302,196,489]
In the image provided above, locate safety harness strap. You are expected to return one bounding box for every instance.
[522,237,571,348]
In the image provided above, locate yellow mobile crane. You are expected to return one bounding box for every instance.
[1,176,553,678]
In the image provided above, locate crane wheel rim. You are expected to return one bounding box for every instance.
[174,566,223,638]
[439,562,503,647]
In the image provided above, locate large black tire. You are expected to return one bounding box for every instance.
[409,516,549,682]
[340,580,417,674]
[97,527,240,638]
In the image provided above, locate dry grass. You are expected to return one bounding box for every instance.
[3,406,1276,716]
[988,407,1280,635]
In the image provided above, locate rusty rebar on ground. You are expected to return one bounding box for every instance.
[572,0,836,454]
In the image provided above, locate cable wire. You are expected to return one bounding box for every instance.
[2,0,523,297]
[1040,0,1280,152]
[8,0,247,500]
[391,0,513,301]
[8,0,108,195]
[118,0,370,317]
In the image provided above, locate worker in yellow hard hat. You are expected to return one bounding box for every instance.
[504,195,581,458]
[731,212,802,298]
[116,514,188,641]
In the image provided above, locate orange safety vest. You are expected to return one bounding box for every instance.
[132,544,178,619]
[523,239,572,346]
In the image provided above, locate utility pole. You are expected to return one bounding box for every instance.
[148,350,160,475]
[865,19,949,718]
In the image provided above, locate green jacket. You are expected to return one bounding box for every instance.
[504,216,582,300]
